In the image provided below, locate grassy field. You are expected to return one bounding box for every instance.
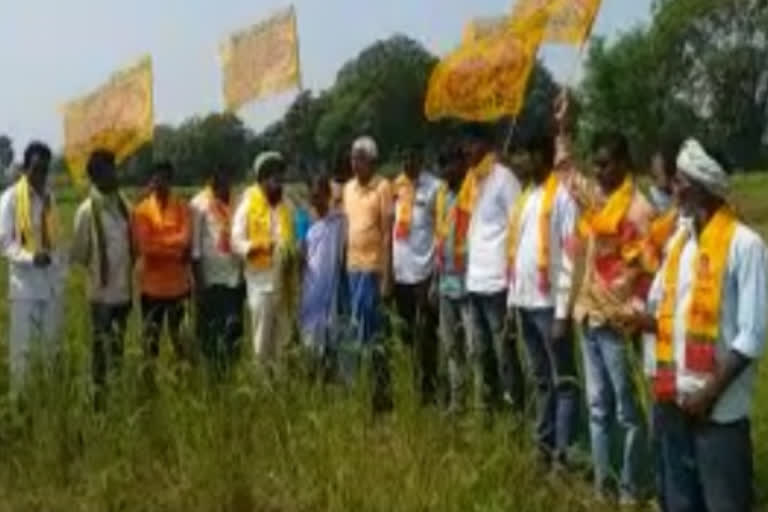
[0,177,767,511]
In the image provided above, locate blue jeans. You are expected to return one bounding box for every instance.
[582,325,646,499]
[519,308,579,463]
[439,295,471,411]
[654,403,753,512]
[468,292,524,412]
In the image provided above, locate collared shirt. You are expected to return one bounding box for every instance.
[466,162,521,294]
[0,183,65,300]
[132,194,192,299]
[71,196,132,305]
[508,182,577,319]
[190,190,242,289]
[645,222,768,422]
[343,175,393,273]
[438,188,465,299]
[231,194,279,295]
[392,171,440,285]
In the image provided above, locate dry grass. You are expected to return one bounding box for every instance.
[0,177,765,511]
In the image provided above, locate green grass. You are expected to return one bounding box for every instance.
[0,177,767,511]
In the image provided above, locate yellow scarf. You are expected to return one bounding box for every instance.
[15,174,57,253]
[246,184,294,270]
[508,173,559,293]
[578,175,633,237]
[457,153,495,215]
[654,206,737,401]
[394,173,415,241]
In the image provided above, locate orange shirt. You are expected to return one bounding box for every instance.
[343,176,393,273]
[132,193,192,299]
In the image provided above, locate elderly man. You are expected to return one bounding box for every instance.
[0,142,64,393]
[392,145,441,404]
[232,152,294,362]
[630,140,767,512]
[342,136,393,410]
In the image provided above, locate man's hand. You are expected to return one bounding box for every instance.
[681,384,719,422]
[552,318,569,343]
[33,251,51,268]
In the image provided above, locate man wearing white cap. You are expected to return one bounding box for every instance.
[232,151,295,362]
[631,139,767,512]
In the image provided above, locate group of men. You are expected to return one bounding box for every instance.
[0,91,766,511]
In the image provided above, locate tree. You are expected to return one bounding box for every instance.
[582,0,768,168]
[0,135,13,169]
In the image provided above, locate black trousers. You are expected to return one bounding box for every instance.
[141,295,187,359]
[393,279,439,404]
[197,285,245,372]
[91,302,131,406]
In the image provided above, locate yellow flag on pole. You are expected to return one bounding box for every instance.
[511,0,602,46]
[220,5,301,111]
[62,56,154,184]
[425,25,545,122]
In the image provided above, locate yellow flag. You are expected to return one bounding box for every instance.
[62,56,154,184]
[462,16,508,45]
[220,6,301,111]
[511,0,602,46]
[425,26,544,122]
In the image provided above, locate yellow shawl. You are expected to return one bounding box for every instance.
[578,174,633,237]
[246,184,294,270]
[654,206,737,401]
[16,174,57,253]
[508,173,559,293]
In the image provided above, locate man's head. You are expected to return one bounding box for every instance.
[524,134,556,183]
[253,151,286,205]
[23,141,52,191]
[87,149,118,194]
[308,174,331,216]
[675,139,729,219]
[463,124,493,168]
[149,161,174,199]
[438,145,466,190]
[591,131,631,192]
[403,145,424,179]
[209,161,234,198]
[350,136,378,183]
[651,137,683,194]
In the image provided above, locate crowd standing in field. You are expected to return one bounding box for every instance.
[0,93,767,512]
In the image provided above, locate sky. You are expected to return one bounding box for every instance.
[0,0,652,151]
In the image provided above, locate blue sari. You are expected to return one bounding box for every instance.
[299,212,346,356]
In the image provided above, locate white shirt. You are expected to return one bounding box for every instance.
[392,172,441,284]
[508,182,577,318]
[231,192,276,296]
[190,191,242,289]
[466,162,521,294]
[645,222,768,422]
[71,196,132,305]
[0,183,65,301]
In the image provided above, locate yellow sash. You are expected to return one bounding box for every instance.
[654,206,737,401]
[246,184,294,270]
[578,175,633,237]
[508,173,559,293]
[15,175,57,253]
[394,173,414,241]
